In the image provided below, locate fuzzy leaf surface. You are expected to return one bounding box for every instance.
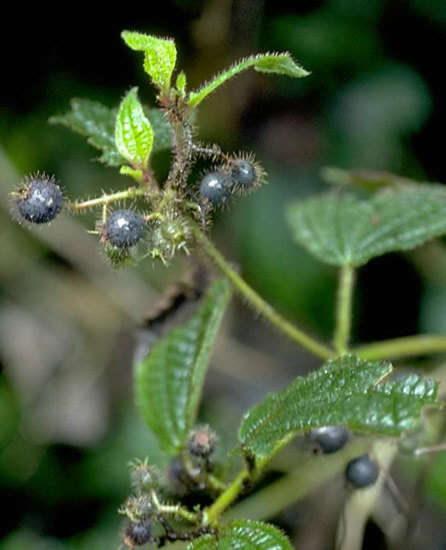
[122,31,177,90]
[239,355,438,460]
[50,99,171,166]
[49,99,124,166]
[188,53,309,107]
[188,520,293,550]
[135,279,232,455]
[115,87,154,168]
[286,186,446,267]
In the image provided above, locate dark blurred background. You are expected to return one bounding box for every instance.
[1,1,446,548]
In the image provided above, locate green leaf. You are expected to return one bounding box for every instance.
[188,53,309,108]
[239,355,438,460]
[49,98,124,167]
[176,71,187,96]
[286,185,446,267]
[122,31,177,91]
[135,279,232,455]
[50,99,171,166]
[120,165,143,183]
[115,87,154,169]
[188,520,293,550]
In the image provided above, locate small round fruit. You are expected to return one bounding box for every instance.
[122,520,153,547]
[307,426,349,454]
[105,209,145,248]
[17,175,63,224]
[199,171,229,205]
[187,426,217,458]
[345,454,379,489]
[231,159,256,188]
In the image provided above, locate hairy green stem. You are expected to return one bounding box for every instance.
[151,490,200,524]
[204,470,249,525]
[192,226,334,360]
[334,265,355,354]
[70,188,146,210]
[354,335,446,361]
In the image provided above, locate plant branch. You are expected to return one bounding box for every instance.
[354,335,446,361]
[192,225,334,360]
[334,265,355,354]
[69,188,146,211]
[204,469,249,526]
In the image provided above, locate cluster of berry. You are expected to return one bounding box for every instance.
[13,156,261,266]
[120,426,218,548]
[308,426,379,489]
[199,157,259,207]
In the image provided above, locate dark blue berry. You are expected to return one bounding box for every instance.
[345,454,379,488]
[105,209,145,248]
[231,159,256,188]
[123,520,153,547]
[199,171,229,205]
[307,426,349,454]
[17,176,63,224]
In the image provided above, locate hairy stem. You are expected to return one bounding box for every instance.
[151,490,200,524]
[334,265,355,354]
[204,470,249,525]
[354,335,446,360]
[192,225,334,360]
[69,188,146,211]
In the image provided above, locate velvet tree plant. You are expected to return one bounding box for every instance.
[12,30,446,549]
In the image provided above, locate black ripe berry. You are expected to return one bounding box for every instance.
[199,171,229,205]
[345,454,379,489]
[187,425,217,458]
[17,175,63,224]
[307,426,349,454]
[105,209,145,248]
[231,159,256,188]
[122,520,153,547]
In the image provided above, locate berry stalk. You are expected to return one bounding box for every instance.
[191,223,334,360]
[334,265,355,354]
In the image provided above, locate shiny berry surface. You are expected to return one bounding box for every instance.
[345,454,379,488]
[105,209,145,248]
[199,171,229,205]
[231,159,256,187]
[307,425,349,454]
[17,177,63,223]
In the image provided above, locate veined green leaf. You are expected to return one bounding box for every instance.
[115,88,154,169]
[286,185,446,267]
[49,99,124,166]
[135,279,232,455]
[188,520,293,550]
[176,71,187,96]
[122,31,177,91]
[188,53,309,108]
[239,355,438,460]
[50,99,171,166]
